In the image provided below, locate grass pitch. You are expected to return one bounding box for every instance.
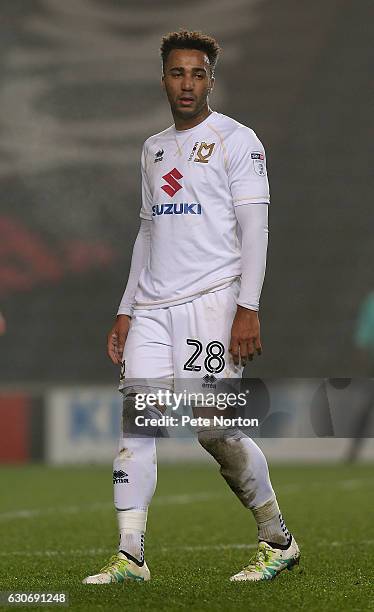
[0,461,373,611]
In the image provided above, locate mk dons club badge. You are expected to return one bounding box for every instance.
[194,142,215,163]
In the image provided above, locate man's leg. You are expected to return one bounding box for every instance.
[197,424,290,546]
[113,394,162,566]
[83,308,173,584]
[83,396,162,584]
[195,418,300,581]
[172,282,300,580]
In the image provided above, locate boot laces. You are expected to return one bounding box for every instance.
[244,543,273,572]
[99,554,129,575]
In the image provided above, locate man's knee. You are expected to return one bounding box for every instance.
[121,390,165,438]
[197,424,245,455]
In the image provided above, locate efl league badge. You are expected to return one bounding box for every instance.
[251,152,266,176]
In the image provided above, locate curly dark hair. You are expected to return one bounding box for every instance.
[160,30,221,76]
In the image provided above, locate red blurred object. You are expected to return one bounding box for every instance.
[0,395,29,462]
[63,240,115,273]
[0,311,5,335]
[0,216,116,298]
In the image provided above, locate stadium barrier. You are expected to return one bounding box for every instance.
[1,380,373,463]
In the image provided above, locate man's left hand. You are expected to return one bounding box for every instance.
[229,306,262,366]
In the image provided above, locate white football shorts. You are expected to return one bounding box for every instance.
[119,278,243,395]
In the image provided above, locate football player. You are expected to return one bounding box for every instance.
[83,30,300,585]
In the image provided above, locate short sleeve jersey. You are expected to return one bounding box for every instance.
[134,111,270,309]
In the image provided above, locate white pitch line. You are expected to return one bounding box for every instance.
[0,548,113,557]
[279,478,372,493]
[157,540,374,552]
[0,540,373,558]
[0,492,224,522]
[154,492,224,505]
[0,478,371,522]
[0,502,111,521]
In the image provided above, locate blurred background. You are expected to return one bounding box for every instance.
[0,0,373,464]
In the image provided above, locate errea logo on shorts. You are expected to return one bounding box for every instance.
[161,168,183,197]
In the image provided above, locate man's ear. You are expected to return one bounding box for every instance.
[209,76,215,93]
[161,75,165,90]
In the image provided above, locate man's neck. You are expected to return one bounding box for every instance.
[174,106,212,131]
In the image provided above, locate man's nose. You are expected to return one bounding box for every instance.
[181,75,193,90]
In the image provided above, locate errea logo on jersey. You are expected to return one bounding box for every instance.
[161,168,183,197]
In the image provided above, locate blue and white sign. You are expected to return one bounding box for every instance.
[46,387,122,463]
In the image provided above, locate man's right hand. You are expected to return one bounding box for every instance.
[107,315,131,364]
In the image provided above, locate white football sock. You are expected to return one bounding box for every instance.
[252,497,291,546]
[113,435,157,563]
[198,427,275,508]
[197,426,290,545]
[117,509,147,563]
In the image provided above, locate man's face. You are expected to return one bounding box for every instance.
[162,48,214,120]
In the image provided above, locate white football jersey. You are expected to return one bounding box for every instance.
[134,111,270,309]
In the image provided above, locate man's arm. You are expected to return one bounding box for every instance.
[229,203,268,365]
[107,219,151,364]
[117,219,152,317]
